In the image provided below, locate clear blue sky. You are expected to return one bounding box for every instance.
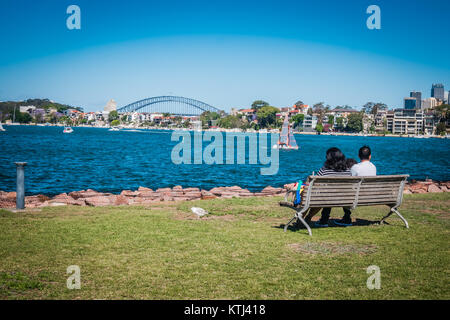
[0,0,449,112]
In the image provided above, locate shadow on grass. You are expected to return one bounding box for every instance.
[274,218,384,232]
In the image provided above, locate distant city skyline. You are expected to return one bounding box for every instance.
[0,0,449,112]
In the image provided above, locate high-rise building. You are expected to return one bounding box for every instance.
[431,84,445,101]
[410,91,422,109]
[404,97,417,109]
[422,97,438,109]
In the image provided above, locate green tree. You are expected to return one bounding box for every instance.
[315,123,324,133]
[294,100,304,107]
[256,106,279,128]
[217,115,243,129]
[251,100,270,110]
[16,112,32,123]
[346,112,364,132]
[436,122,447,135]
[111,119,120,126]
[327,115,334,125]
[108,110,119,122]
[291,114,305,127]
[200,111,220,128]
[335,117,344,131]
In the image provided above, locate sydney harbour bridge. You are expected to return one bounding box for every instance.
[117,96,222,116]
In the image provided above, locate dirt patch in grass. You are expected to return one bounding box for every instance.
[288,242,377,256]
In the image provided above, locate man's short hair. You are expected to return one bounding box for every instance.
[359,146,371,160]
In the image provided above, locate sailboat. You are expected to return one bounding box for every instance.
[0,123,5,132]
[273,115,299,150]
[63,127,74,134]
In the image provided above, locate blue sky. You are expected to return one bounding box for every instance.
[0,0,449,112]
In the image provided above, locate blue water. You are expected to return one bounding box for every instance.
[0,126,449,196]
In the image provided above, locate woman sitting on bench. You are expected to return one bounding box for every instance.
[305,147,353,227]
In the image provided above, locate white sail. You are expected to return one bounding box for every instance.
[276,115,299,150]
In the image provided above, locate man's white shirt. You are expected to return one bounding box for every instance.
[351,161,377,176]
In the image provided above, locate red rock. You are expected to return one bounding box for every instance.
[114,195,129,205]
[156,188,172,193]
[4,192,16,201]
[69,190,104,199]
[121,190,139,197]
[428,184,443,193]
[183,191,202,198]
[138,187,153,191]
[440,186,449,192]
[183,187,201,192]
[201,190,217,200]
[85,196,114,207]
[403,189,412,194]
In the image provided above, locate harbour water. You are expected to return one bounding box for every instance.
[0,125,449,196]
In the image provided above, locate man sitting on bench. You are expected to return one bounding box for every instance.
[334,145,377,226]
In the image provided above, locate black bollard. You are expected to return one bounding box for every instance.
[15,162,27,209]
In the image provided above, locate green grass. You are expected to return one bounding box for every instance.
[0,193,448,300]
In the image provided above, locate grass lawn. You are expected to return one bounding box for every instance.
[0,193,448,300]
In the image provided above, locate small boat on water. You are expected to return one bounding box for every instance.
[109,126,120,131]
[0,123,5,131]
[273,115,299,150]
[63,127,73,134]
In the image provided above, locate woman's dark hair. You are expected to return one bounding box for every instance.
[346,158,357,169]
[324,147,348,172]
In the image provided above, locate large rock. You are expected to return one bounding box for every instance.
[138,187,153,192]
[114,195,129,205]
[201,190,217,200]
[261,186,284,195]
[69,189,105,199]
[121,190,139,197]
[85,195,115,207]
[428,184,443,193]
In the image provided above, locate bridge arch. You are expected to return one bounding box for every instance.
[117,96,221,116]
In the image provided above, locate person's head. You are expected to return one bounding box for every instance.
[346,158,357,169]
[324,147,347,172]
[358,145,371,161]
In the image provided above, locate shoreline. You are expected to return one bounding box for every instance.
[3,123,447,139]
[1,180,448,209]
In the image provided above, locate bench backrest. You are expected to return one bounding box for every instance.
[302,175,409,208]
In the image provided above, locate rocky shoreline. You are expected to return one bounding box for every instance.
[0,180,448,209]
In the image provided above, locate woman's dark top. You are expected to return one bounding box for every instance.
[317,167,351,176]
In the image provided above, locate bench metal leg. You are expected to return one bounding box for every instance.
[297,215,312,236]
[284,216,298,232]
[380,207,409,229]
[392,208,409,229]
[284,208,312,236]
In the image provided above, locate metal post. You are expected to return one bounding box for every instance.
[15,162,27,209]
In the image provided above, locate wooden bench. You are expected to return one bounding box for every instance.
[280,175,410,236]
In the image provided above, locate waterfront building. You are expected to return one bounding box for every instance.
[386,108,430,135]
[375,110,388,132]
[19,106,36,113]
[410,91,422,109]
[238,108,257,122]
[303,115,318,132]
[329,107,359,118]
[404,97,417,110]
[431,83,445,101]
